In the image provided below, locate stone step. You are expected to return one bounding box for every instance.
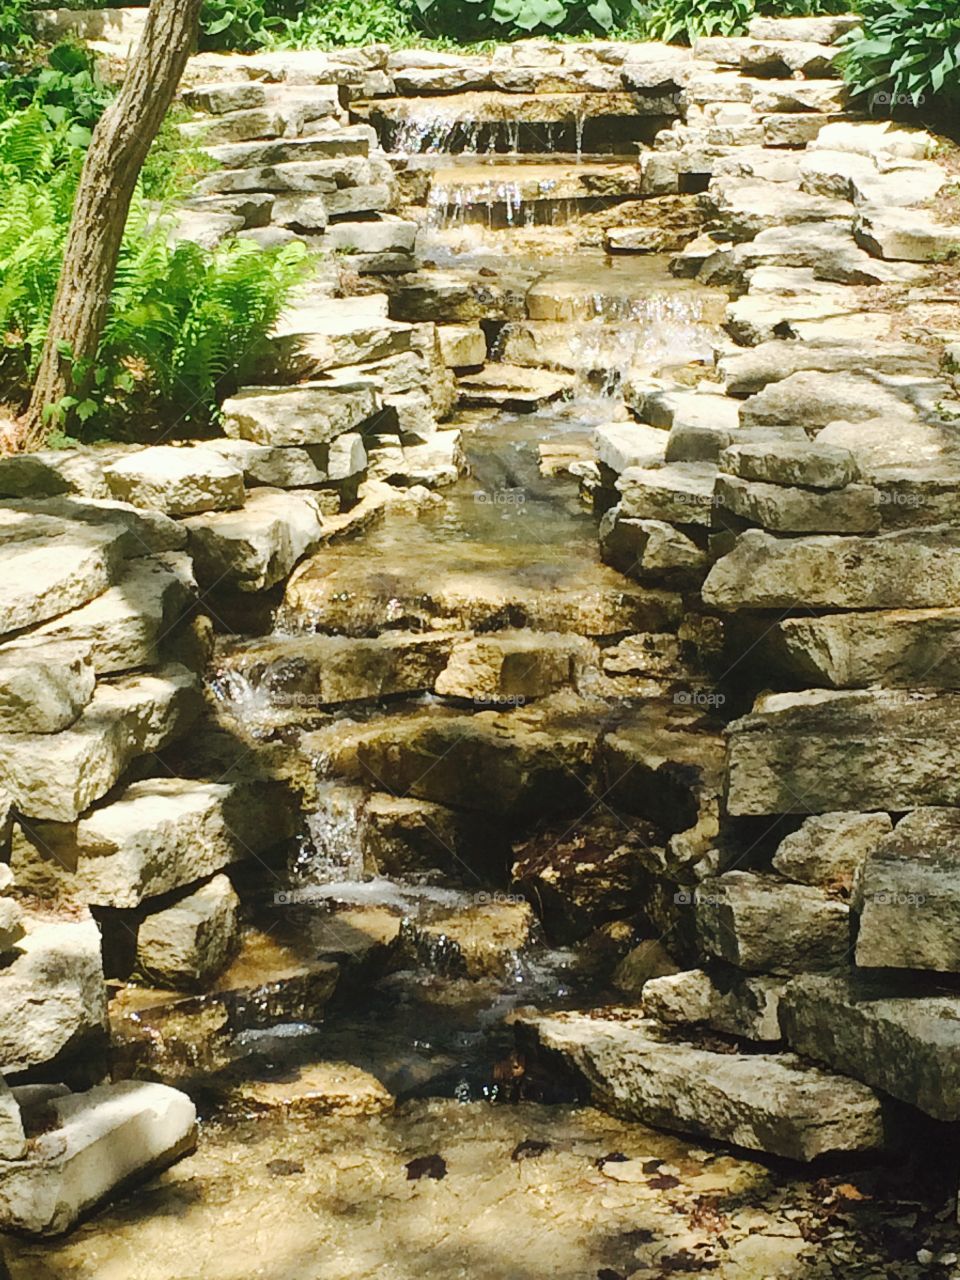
[716,474,881,535]
[594,422,668,476]
[183,81,341,119]
[184,487,334,593]
[719,339,938,395]
[0,449,109,500]
[281,533,681,638]
[456,363,574,411]
[703,526,960,612]
[426,159,643,213]
[103,445,246,516]
[257,294,414,381]
[0,637,95,734]
[515,1010,887,1161]
[725,688,960,816]
[765,607,960,690]
[0,665,202,823]
[202,127,374,170]
[216,631,460,713]
[389,269,536,324]
[0,510,124,640]
[695,871,849,974]
[206,436,367,491]
[780,973,960,1122]
[27,553,194,676]
[0,1082,196,1238]
[0,916,107,1075]
[616,462,718,528]
[0,494,187,557]
[195,155,376,196]
[109,929,341,1082]
[643,968,785,1043]
[702,180,852,240]
[747,14,860,43]
[394,899,538,979]
[854,808,960,973]
[12,776,293,909]
[701,222,925,291]
[220,380,380,447]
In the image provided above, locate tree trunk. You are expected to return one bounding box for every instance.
[16,0,204,452]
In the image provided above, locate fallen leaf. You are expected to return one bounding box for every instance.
[512,1139,550,1162]
[406,1154,447,1181]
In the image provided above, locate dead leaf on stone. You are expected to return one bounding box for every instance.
[266,1159,304,1177]
[406,1154,447,1181]
[834,1183,869,1202]
[596,1152,629,1168]
[512,1139,550,1162]
[647,1174,682,1191]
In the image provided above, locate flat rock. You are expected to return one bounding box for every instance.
[0,665,201,823]
[30,555,194,675]
[0,451,108,500]
[855,808,960,973]
[517,1010,885,1161]
[221,382,379,448]
[719,340,933,397]
[0,1081,196,1237]
[0,513,122,639]
[13,778,293,909]
[594,423,667,475]
[234,1061,392,1117]
[104,446,245,516]
[436,631,592,702]
[726,688,960,816]
[811,120,935,161]
[0,917,107,1074]
[0,496,187,557]
[616,463,718,527]
[696,871,850,974]
[773,811,893,891]
[217,631,456,709]
[780,973,960,1120]
[0,637,95,733]
[703,527,960,611]
[137,874,241,990]
[770,607,960,689]
[437,323,486,369]
[739,370,943,432]
[643,968,785,1042]
[855,207,960,263]
[718,438,860,489]
[185,487,330,592]
[715,474,880,534]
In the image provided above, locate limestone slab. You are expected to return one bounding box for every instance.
[13,777,292,908]
[0,918,107,1074]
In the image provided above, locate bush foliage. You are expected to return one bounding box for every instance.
[0,93,307,438]
[838,0,960,111]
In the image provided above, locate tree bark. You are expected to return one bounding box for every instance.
[16,0,204,452]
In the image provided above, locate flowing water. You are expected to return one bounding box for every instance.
[9,97,953,1280]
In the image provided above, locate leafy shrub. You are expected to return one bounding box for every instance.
[838,0,960,111]
[199,0,304,51]
[0,102,308,437]
[269,0,419,48]
[0,0,30,60]
[641,0,752,43]
[0,42,113,144]
[412,0,642,40]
